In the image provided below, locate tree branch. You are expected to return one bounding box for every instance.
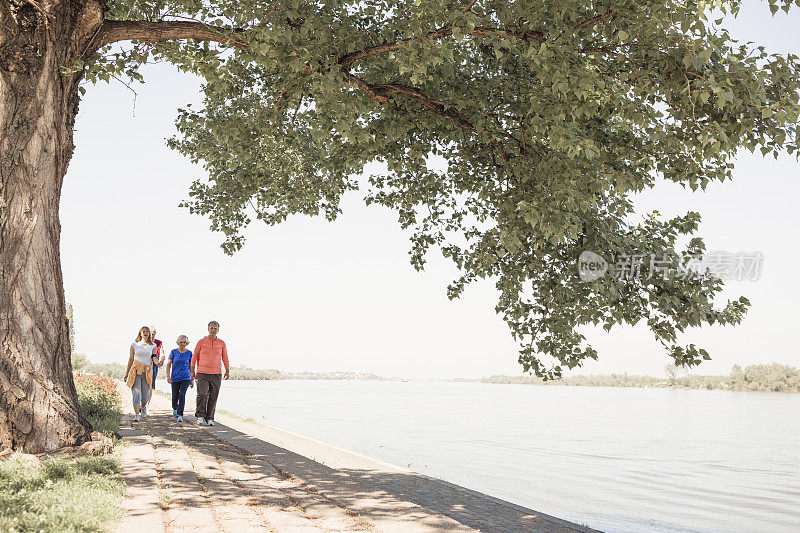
[381,83,477,132]
[344,72,477,132]
[578,9,615,28]
[339,27,450,68]
[461,0,480,13]
[94,20,248,51]
[338,26,544,68]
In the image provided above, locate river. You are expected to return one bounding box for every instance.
[158,379,800,532]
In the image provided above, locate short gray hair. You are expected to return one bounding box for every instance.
[208,320,220,327]
[176,334,190,344]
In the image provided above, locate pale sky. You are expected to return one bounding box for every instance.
[62,3,799,379]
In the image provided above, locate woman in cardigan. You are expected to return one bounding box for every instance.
[124,326,157,422]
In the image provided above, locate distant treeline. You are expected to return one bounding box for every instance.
[227,368,387,381]
[74,358,386,382]
[483,363,800,393]
[73,355,799,392]
[77,360,126,380]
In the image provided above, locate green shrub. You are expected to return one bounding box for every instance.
[74,374,122,436]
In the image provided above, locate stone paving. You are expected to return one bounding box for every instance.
[118,413,392,532]
[116,385,596,532]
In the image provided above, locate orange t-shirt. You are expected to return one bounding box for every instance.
[191,336,229,375]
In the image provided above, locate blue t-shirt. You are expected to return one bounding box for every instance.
[169,349,192,382]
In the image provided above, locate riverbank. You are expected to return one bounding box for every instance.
[121,383,594,532]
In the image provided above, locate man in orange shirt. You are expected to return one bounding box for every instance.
[190,320,230,426]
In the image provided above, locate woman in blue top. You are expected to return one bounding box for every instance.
[165,335,194,422]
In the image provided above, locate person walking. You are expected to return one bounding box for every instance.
[147,326,165,409]
[124,326,157,422]
[191,321,229,426]
[165,335,194,423]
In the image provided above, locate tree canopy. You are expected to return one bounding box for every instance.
[87,0,799,378]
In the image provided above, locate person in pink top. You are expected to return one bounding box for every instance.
[190,320,230,426]
[147,325,165,409]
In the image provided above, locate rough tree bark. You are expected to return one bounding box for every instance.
[0,0,105,452]
[0,0,242,452]
[0,0,366,452]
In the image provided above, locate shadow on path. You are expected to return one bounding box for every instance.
[118,390,597,533]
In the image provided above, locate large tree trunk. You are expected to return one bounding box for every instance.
[0,0,103,452]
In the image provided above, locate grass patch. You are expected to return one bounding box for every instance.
[0,453,125,532]
[216,407,258,424]
[0,374,128,531]
[158,487,172,510]
[86,411,121,437]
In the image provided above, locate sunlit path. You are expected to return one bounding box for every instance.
[115,383,593,532]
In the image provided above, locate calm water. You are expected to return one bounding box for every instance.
[168,380,800,532]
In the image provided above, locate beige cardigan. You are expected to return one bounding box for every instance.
[126,359,153,390]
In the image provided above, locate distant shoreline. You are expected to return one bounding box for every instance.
[75,362,799,393]
[481,363,800,393]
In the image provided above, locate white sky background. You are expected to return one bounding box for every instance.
[62,2,799,379]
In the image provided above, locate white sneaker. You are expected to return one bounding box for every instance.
[141,406,148,417]
[176,416,183,423]
[207,420,215,426]
[133,413,141,422]
[197,418,206,425]
[173,409,178,418]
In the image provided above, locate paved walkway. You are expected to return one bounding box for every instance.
[116,384,596,533]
